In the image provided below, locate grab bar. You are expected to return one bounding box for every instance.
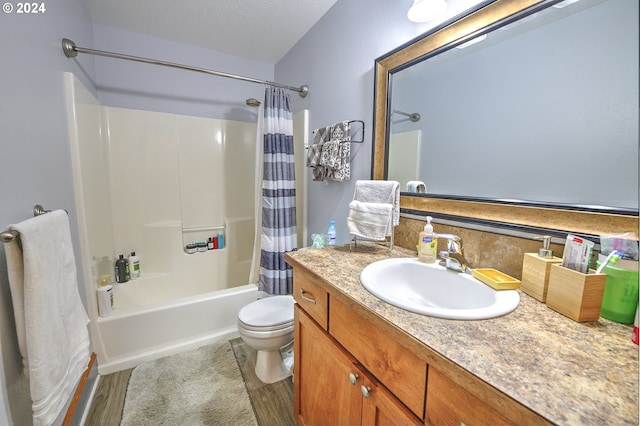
[1,205,60,243]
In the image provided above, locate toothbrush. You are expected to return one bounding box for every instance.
[596,250,623,274]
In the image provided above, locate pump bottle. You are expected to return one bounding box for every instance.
[418,216,438,263]
[97,274,113,317]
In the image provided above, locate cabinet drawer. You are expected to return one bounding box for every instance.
[330,297,427,419]
[293,268,329,330]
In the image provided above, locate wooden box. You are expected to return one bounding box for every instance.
[521,253,562,302]
[545,264,607,322]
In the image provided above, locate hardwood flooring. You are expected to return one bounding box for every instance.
[84,338,295,425]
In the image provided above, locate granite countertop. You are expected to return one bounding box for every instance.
[286,243,639,426]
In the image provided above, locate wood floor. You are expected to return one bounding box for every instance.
[84,338,295,425]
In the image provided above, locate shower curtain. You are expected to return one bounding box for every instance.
[255,86,297,295]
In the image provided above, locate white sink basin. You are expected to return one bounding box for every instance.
[360,258,519,320]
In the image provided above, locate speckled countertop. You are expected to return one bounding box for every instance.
[285,243,639,426]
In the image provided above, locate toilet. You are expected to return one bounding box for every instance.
[237,295,295,384]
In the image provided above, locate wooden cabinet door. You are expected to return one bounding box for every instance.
[426,368,510,426]
[361,376,422,426]
[330,296,427,418]
[295,305,362,426]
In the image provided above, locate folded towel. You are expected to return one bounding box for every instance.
[308,126,332,180]
[313,125,331,145]
[347,200,393,240]
[327,141,351,182]
[353,180,400,227]
[5,210,91,426]
[306,143,322,168]
[320,140,341,170]
[330,120,351,142]
[309,122,352,182]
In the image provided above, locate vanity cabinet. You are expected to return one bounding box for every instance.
[291,260,551,426]
[295,305,421,426]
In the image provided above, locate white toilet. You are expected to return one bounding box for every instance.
[237,295,295,384]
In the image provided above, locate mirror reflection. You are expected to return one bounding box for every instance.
[387,0,638,210]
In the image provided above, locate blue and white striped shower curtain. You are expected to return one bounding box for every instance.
[259,87,297,295]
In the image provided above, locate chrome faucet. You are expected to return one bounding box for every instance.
[437,233,473,273]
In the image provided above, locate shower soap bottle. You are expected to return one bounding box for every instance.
[97,274,113,317]
[115,254,129,283]
[129,251,140,279]
[418,216,438,263]
[327,221,337,246]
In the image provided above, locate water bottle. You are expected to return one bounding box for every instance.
[327,220,336,246]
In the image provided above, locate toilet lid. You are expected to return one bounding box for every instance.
[238,295,294,328]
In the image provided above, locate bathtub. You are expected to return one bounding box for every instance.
[94,283,258,374]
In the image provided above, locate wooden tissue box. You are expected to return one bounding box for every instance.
[521,253,562,302]
[545,264,606,322]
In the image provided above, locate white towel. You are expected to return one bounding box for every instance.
[352,180,400,227]
[5,210,91,426]
[347,201,393,240]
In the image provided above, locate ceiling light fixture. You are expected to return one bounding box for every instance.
[407,0,448,23]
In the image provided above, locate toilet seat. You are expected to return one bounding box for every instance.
[238,295,294,332]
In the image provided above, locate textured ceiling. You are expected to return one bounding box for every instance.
[81,0,338,64]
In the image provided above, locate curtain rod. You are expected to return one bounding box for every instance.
[61,38,309,98]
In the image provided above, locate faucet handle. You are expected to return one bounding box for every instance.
[437,233,463,254]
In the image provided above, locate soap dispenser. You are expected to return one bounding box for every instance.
[418,216,438,263]
[521,236,562,302]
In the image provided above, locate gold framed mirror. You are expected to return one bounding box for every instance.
[372,0,638,236]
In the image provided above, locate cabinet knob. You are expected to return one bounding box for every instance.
[360,385,372,398]
[349,372,359,385]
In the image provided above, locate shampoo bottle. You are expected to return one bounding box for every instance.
[115,254,129,283]
[97,274,113,317]
[129,251,140,279]
[418,216,438,263]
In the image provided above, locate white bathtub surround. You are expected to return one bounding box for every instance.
[97,284,257,374]
[5,210,91,426]
[65,73,256,372]
[65,73,307,373]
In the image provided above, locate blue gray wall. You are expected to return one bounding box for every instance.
[0,0,95,423]
[91,24,275,121]
[275,0,470,244]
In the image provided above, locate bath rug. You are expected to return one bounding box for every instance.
[120,341,258,426]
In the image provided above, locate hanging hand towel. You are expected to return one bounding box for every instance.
[346,200,393,240]
[326,121,352,182]
[308,125,332,181]
[306,125,330,168]
[327,141,351,182]
[352,180,400,228]
[319,140,341,169]
[5,210,91,426]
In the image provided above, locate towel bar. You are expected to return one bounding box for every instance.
[310,120,365,145]
[1,204,62,243]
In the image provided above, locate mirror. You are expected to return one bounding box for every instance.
[374,0,638,217]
